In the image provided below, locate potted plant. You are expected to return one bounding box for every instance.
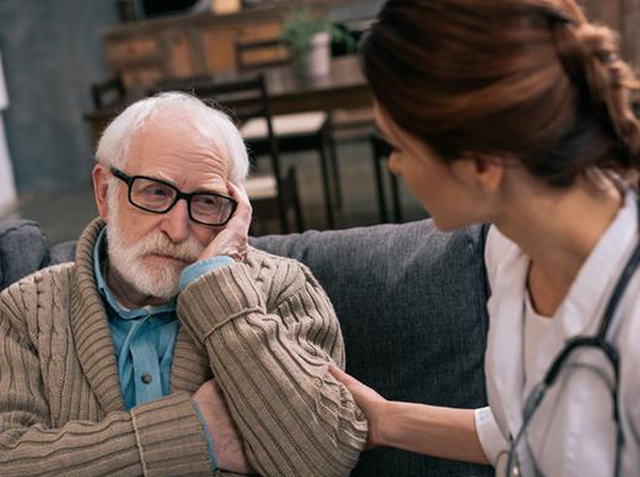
[280,6,354,78]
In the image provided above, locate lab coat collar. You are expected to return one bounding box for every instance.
[555,189,638,338]
[486,188,638,475]
[485,236,528,444]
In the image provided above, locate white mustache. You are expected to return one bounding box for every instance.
[130,230,204,263]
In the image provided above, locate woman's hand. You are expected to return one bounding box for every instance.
[328,364,391,449]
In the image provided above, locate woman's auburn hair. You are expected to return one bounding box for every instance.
[363,0,640,187]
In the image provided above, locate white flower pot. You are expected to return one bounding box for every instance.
[294,31,331,79]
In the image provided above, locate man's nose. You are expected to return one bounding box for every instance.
[159,198,191,243]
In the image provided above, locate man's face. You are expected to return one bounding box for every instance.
[104,109,230,300]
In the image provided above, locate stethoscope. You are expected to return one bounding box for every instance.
[499,230,640,477]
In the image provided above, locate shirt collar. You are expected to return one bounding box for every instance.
[93,227,176,319]
[556,187,638,336]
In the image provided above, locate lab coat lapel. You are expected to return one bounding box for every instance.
[485,247,528,441]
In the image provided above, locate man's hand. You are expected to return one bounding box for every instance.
[193,378,254,474]
[199,181,252,262]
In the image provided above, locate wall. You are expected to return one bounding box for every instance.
[0,0,118,196]
[328,0,384,21]
[579,0,640,71]
[0,49,16,213]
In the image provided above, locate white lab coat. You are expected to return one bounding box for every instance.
[477,190,640,476]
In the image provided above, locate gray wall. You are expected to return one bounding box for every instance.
[0,0,381,196]
[0,1,118,195]
[329,0,384,21]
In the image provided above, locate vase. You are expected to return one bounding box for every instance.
[293,31,331,79]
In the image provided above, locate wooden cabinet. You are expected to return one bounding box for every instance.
[102,1,348,91]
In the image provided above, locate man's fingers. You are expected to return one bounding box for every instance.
[227,180,249,203]
[225,181,252,231]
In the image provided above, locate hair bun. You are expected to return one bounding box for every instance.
[554,19,640,168]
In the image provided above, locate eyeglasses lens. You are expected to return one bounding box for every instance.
[131,178,176,211]
[191,194,234,224]
[130,177,233,225]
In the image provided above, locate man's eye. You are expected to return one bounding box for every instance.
[198,197,217,207]
[146,187,169,197]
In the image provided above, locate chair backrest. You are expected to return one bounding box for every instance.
[193,75,282,172]
[146,73,215,97]
[90,74,126,110]
[152,73,290,231]
[235,38,291,73]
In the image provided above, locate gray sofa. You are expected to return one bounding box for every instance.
[0,218,492,477]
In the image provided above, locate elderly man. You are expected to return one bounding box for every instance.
[0,92,367,477]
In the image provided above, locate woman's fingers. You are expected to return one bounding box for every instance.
[328,363,358,387]
[328,363,387,449]
[328,364,386,409]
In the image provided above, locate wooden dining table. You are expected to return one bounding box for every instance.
[85,55,373,229]
[86,55,371,141]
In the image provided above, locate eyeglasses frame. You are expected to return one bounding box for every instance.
[109,167,238,226]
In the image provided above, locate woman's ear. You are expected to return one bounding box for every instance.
[92,164,111,222]
[474,154,505,195]
[452,152,506,195]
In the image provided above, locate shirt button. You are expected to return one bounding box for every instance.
[141,373,153,385]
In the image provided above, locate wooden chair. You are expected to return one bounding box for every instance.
[235,38,291,73]
[324,18,378,208]
[327,107,376,208]
[90,74,126,110]
[234,38,338,229]
[370,135,403,223]
[154,75,305,234]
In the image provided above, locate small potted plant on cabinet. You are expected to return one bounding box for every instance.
[281,6,352,78]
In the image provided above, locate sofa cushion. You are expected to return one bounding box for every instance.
[252,222,492,477]
[0,220,52,290]
[0,219,492,477]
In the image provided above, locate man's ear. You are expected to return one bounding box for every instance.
[92,164,111,222]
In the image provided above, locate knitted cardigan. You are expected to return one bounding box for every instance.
[0,218,367,477]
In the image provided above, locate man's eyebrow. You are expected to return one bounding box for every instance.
[193,186,227,195]
[149,172,177,186]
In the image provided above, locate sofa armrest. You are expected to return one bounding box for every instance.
[0,220,51,290]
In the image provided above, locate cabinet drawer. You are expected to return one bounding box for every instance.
[238,22,282,41]
[107,38,161,64]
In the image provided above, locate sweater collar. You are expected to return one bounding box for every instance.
[70,218,126,413]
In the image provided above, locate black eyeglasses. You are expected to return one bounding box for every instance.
[110,167,237,226]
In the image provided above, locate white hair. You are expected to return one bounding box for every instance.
[95,91,249,185]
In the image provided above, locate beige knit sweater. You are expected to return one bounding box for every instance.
[0,219,367,477]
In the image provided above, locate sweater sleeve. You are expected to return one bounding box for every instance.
[0,313,214,477]
[177,259,368,477]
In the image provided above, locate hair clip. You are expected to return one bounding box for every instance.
[539,7,573,25]
[597,51,619,64]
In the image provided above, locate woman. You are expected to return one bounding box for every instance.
[329,0,640,475]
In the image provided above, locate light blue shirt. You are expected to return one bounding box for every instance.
[93,229,234,470]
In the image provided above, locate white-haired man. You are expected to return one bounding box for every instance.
[0,92,367,477]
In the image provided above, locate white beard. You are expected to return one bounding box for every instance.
[106,190,205,301]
